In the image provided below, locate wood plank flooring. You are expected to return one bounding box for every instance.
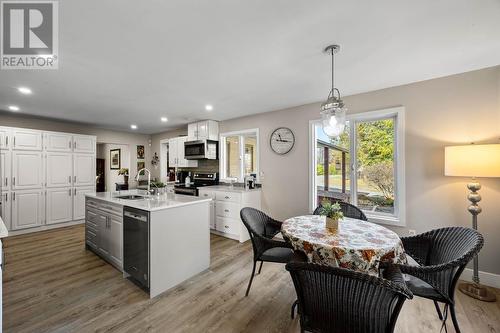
[2,225,500,333]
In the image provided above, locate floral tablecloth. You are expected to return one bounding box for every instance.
[281,215,407,275]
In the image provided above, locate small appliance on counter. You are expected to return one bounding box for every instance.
[174,172,219,196]
[244,175,256,190]
[175,171,190,185]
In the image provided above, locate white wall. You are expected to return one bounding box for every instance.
[152,66,500,275]
[97,143,130,191]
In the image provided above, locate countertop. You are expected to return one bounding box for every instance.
[85,190,212,212]
[0,216,8,238]
[200,185,262,193]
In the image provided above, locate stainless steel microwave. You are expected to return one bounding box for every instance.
[184,140,218,160]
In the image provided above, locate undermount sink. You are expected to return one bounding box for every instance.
[114,195,146,200]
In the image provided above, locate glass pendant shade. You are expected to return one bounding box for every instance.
[321,107,346,137]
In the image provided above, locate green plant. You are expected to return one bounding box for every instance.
[118,168,129,176]
[318,200,344,220]
[151,181,165,188]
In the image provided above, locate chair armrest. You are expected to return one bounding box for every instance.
[381,265,413,299]
[400,234,432,265]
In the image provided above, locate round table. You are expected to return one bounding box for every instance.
[281,215,407,275]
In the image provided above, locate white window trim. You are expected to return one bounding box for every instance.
[309,106,406,227]
[219,128,260,182]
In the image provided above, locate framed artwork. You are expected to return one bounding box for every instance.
[110,149,121,170]
[137,145,145,159]
[137,160,145,175]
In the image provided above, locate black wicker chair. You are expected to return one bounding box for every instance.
[286,251,412,333]
[240,207,293,296]
[313,199,368,221]
[383,227,483,333]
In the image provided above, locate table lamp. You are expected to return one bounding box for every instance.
[444,143,500,302]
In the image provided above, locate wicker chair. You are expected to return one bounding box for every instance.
[383,227,483,333]
[240,207,293,296]
[286,251,412,333]
[313,199,368,221]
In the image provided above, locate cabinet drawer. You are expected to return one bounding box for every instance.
[199,190,215,199]
[215,191,241,203]
[216,216,239,235]
[86,219,97,232]
[86,209,98,223]
[216,201,240,219]
[86,229,97,246]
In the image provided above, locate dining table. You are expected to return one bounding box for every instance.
[281,215,407,276]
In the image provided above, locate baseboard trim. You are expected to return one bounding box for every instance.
[460,268,500,289]
[7,220,85,237]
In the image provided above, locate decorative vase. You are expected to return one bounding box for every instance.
[325,217,339,231]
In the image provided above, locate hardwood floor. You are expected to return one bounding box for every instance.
[2,224,500,333]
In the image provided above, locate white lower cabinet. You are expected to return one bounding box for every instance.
[73,154,95,186]
[73,187,94,220]
[46,188,73,225]
[198,188,261,243]
[1,192,11,230]
[11,190,44,230]
[86,198,122,270]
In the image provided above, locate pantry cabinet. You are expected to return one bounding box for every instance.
[73,154,95,186]
[11,190,44,230]
[46,188,73,224]
[46,152,72,187]
[0,127,11,150]
[44,132,73,152]
[0,151,10,191]
[73,186,94,220]
[73,135,95,153]
[12,151,43,190]
[12,129,42,151]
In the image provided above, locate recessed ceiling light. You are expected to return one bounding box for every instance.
[18,87,32,94]
[205,105,213,111]
[8,105,20,111]
[130,124,137,130]
[161,117,168,122]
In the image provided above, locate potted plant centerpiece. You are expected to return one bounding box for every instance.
[118,168,129,183]
[318,200,343,231]
[151,181,166,195]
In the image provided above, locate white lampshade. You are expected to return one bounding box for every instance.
[444,144,500,178]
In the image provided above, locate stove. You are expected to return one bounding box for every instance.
[174,172,219,196]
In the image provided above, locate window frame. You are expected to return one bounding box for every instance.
[219,128,260,182]
[309,106,405,226]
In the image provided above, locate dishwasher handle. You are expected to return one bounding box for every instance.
[124,211,148,222]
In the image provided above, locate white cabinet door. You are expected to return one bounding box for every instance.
[73,186,94,220]
[73,135,95,153]
[187,123,198,140]
[168,138,178,167]
[46,152,72,188]
[12,190,43,230]
[177,137,198,168]
[197,121,209,140]
[0,127,11,150]
[12,151,43,190]
[1,192,11,230]
[108,215,122,267]
[0,151,10,191]
[44,132,72,152]
[46,188,73,224]
[73,154,95,186]
[97,213,110,257]
[12,129,42,151]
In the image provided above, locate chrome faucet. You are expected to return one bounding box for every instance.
[136,168,151,194]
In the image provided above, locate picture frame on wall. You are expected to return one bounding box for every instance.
[137,145,145,159]
[110,149,121,170]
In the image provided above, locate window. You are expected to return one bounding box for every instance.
[310,107,405,226]
[220,129,259,182]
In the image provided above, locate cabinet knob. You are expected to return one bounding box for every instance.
[225,196,229,199]
[224,209,229,213]
[224,225,229,229]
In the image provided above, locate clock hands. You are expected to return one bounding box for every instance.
[277,134,291,143]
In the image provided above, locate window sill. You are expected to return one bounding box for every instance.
[365,213,405,227]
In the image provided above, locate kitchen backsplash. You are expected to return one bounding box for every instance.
[178,159,219,174]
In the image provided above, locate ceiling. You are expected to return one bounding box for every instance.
[1,0,500,134]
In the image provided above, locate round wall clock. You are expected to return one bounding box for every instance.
[270,127,295,155]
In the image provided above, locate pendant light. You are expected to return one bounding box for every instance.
[320,44,347,138]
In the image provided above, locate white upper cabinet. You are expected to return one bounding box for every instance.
[168,138,178,167]
[1,151,10,190]
[44,132,73,152]
[46,152,72,188]
[73,154,95,186]
[12,129,42,151]
[0,127,11,150]
[12,151,43,190]
[73,186,94,220]
[168,137,197,168]
[46,188,73,225]
[187,120,219,141]
[11,190,44,230]
[73,135,95,153]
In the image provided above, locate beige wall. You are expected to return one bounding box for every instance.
[152,66,500,275]
[0,114,152,188]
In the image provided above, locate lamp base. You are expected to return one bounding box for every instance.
[458,282,496,302]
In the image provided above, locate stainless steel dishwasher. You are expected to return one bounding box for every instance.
[123,206,150,290]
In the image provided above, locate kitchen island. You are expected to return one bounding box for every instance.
[85,190,211,298]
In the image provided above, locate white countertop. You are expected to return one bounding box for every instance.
[201,185,262,193]
[0,216,8,238]
[85,190,212,212]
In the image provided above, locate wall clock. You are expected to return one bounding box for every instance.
[270,127,295,155]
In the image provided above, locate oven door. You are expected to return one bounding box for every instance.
[184,140,207,159]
